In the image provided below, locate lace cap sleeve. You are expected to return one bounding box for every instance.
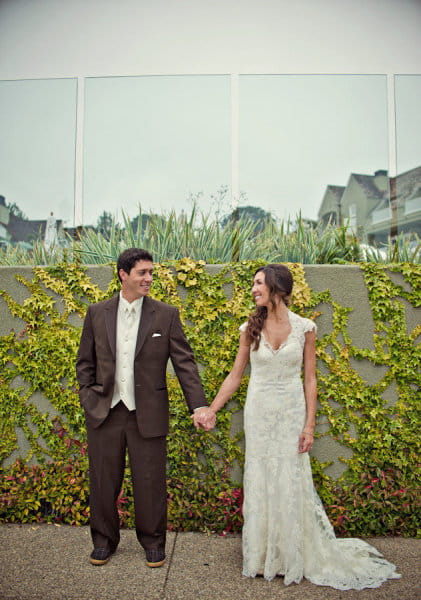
[302,318,317,334]
[239,321,248,333]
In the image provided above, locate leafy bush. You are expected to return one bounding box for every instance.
[0,457,89,525]
[326,468,420,537]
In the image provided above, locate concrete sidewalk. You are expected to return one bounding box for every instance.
[0,524,419,600]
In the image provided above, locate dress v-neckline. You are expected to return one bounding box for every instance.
[262,312,292,353]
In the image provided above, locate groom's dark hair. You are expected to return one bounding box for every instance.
[117,248,153,282]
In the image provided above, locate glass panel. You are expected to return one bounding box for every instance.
[0,78,77,248]
[83,75,231,234]
[239,75,389,245]
[394,75,421,242]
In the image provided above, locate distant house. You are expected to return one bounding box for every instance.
[318,166,421,243]
[0,195,10,247]
[316,185,346,227]
[0,197,66,249]
[7,213,64,247]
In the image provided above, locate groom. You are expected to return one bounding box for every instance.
[76,248,215,567]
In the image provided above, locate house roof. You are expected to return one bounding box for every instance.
[350,174,387,200]
[395,165,421,200]
[326,185,345,200]
[7,214,63,244]
[7,214,46,243]
[350,166,421,203]
[317,185,346,218]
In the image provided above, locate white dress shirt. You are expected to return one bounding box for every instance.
[111,292,143,411]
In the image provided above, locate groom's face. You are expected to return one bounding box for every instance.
[120,259,154,302]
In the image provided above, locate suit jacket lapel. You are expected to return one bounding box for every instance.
[135,296,155,357]
[105,295,119,359]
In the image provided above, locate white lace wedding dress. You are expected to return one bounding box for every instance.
[240,311,401,590]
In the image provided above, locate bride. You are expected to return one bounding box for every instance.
[208,264,400,590]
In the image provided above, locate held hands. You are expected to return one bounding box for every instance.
[191,407,216,431]
[298,430,314,454]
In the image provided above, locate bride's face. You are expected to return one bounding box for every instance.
[252,271,270,307]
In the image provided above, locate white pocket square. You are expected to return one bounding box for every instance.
[152,333,162,337]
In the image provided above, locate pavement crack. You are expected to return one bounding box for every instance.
[161,531,178,599]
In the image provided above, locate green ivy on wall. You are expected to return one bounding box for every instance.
[0,260,419,537]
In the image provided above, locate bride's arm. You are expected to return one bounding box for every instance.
[299,328,317,453]
[209,332,250,414]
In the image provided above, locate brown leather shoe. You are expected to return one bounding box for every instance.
[145,548,165,568]
[89,547,113,565]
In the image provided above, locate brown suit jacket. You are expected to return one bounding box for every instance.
[76,294,206,437]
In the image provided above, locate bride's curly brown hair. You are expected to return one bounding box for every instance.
[246,264,293,350]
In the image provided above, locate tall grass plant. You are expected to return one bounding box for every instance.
[0,207,419,265]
